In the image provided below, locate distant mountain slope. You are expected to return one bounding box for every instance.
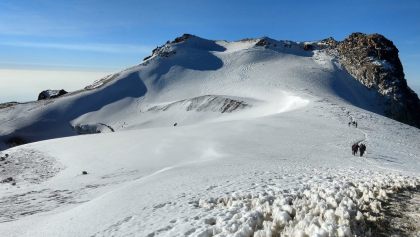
[0,33,418,149]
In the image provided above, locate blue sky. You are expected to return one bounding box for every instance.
[1,0,420,102]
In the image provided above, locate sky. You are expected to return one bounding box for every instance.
[1,0,420,102]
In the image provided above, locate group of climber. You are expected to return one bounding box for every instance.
[351,143,366,157]
[348,121,358,128]
[348,118,367,157]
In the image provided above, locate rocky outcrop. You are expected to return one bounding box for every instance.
[303,43,314,51]
[331,33,420,128]
[72,123,115,135]
[171,33,193,44]
[142,43,176,62]
[5,136,27,147]
[85,73,120,90]
[147,95,250,113]
[318,37,338,48]
[142,34,194,62]
[38,89,68,100]
[0,102,18,110]
[255,38,271,47]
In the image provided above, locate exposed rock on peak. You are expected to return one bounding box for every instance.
[171,33,194,44]
[142,33,223,62]
[143,34,194,61]
[255,37,278,47]
[303,43,314,51]
[255,38,270,47]
[318,37,338,47]
[335,33,420,128]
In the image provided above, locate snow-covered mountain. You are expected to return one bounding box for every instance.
[0,33,419,237]
[0,33,419,148]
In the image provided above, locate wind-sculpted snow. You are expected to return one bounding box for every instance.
[195,172,419,237]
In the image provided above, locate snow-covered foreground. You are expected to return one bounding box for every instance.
[0,36,419,236]
[1,98,419,237]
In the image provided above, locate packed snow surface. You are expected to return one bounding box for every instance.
[0,36,419,236]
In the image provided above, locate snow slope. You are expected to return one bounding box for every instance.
[0,35,419,237]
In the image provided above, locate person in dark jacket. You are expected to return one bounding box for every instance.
[352,143,359,156]
[359,143,366,157]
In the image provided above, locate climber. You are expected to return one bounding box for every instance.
[352,143,359,156]
[359,143,366,157]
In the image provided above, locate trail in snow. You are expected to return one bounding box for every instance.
[368,186,420,237]
[348,111,420,237]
